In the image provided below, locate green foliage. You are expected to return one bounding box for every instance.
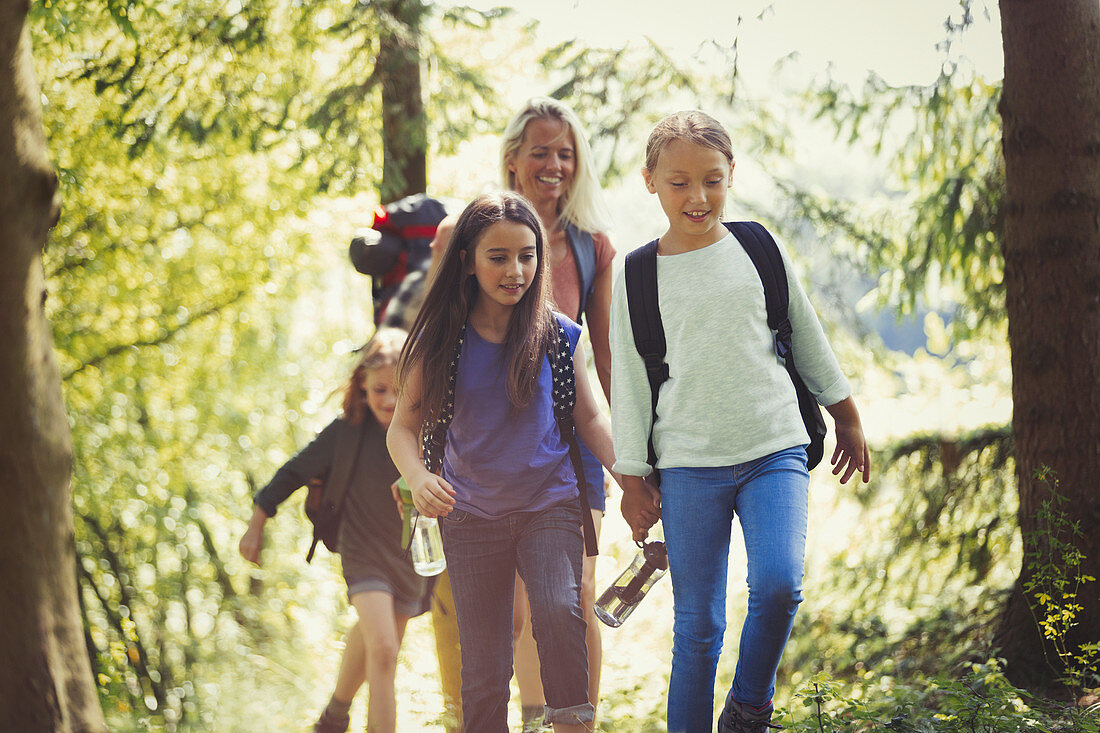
[538,31,797,189]
[769,457,1098,733]
[36,1,373,728]
[783,662,1098,732]
[36,0,505,198]
[778,423,1017,696]
[1023,468,1100,693]
[425,5,516,155]
[781,56,1004,345]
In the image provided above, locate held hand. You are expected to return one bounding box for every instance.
[831,421,871,485]
[238,526,263,566]
[619,476,661,542]
[410,473,457,518]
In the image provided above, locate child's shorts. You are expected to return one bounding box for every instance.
[345,576,423,618]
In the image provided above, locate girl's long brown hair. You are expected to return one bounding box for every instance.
[395,192,555,423]
[341,327,406,425]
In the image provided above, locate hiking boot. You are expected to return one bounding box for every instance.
[717,698,782,733]
[312,706,350,733]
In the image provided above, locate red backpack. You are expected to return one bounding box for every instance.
[349,194,448,324]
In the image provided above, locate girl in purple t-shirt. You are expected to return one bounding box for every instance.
[387,191,620,733]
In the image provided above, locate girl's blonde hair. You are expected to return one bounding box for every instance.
[342,327,406,425]
[500,96,610,233]
[644,110,734,173]
[396,192,555,423]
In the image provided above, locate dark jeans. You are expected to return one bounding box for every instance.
[440,500,594,731]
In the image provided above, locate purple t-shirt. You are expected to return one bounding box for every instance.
[442,314,582,519]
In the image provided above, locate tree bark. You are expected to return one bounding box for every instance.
[377,0,428,202]
[0,3,107,730]
[995,0,1100,694]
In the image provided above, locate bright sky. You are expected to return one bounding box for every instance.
[463,0,1003,88]
[432,0,1005,207]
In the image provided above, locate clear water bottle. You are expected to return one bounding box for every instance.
[594,540,668,627]
[409,508,446,576]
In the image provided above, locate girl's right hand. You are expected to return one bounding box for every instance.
[410,472,457,518]
[619,475,661,542]
[239,506,269,565]
[239,526,263,566]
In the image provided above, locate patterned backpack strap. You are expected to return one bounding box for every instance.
[549,320,577,420]
[548,316,598,557]
[420,324,466,473]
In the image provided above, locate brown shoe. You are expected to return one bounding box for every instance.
[312,707,350,733]
[717,698,782,733]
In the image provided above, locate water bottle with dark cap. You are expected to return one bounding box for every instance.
[594,540,668,627]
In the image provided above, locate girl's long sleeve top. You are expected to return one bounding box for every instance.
[609,230,851,477]
[252,417,423,601]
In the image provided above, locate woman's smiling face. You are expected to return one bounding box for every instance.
[506,116,576,211]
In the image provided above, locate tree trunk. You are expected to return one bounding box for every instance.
[377,0,428,203]
[995,0,1100,695]
[0,4,107,730]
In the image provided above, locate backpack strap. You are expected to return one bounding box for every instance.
[306,420,363,562]
[565,223,597,324]
[420,325,466,473]
[724,222,789,350]
[548,316,598,557]
[623,239,666,482]
[725,222,827,470]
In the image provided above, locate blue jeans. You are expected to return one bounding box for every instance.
[440,500,594,731]
[660,446,809,733]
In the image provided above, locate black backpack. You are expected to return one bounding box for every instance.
[623,221,827,483]
[420,316,599,556]
[349,194,448,325]
[302,419,365,562]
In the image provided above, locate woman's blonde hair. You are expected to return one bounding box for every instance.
[342,327,406,425]
[644,110,734,173]
[500,96,610,233]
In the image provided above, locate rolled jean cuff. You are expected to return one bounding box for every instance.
[545,702,595,725]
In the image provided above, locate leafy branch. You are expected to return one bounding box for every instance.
[1022,467,1100,695]
[63,288,246,380]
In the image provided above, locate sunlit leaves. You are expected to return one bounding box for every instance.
[794,65,1005,345]
[782,425,1019,694]
[1022,470,1100,691]
[35,0,371,726]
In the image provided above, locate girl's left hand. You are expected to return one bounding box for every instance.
[831,421,870,484]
